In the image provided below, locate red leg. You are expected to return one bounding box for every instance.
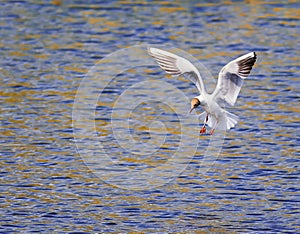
[200,115,208,134]
[210,119,218,135]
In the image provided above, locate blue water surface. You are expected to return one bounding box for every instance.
[1,1,299,233]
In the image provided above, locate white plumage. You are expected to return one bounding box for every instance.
[148,47,257,134]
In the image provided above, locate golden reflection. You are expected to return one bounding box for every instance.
[33,54,48,59]
[9,51,27,57]
[64,66,88,73]
[0,1,298,232]
[273,7,300,19]
[195,2,219,7]
[51,0,62,6]
[159,7,186,14]
[258,13,276,18]
[23,34,41,40]
[46,43,61,50]
[152,20,165,25]
[88,17,104,25]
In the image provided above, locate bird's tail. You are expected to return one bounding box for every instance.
[224,111,239,130]
[199,111,239,131]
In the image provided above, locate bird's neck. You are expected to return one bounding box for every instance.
[197,94,206,106]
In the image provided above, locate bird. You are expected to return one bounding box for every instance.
[148,47,257,135]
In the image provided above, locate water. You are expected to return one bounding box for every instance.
[1,1,299,233]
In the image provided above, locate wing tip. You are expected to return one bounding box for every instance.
[147,46,156,53]
[147,47,156,57]
[147,47,182,76]
[147,47,179,60]
[239,51,257,60]
[236,51,257,78]
[147,47,165,59]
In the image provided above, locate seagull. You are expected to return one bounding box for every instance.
[148,47,257,135]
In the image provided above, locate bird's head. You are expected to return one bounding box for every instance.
[189,97,200,113]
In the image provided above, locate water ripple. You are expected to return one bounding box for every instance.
[1,1,299,233]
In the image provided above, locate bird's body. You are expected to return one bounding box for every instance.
[196,93,236,134]
[148,47,257,134]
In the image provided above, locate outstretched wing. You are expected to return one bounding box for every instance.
[148,47,206,94]
[213,52,257,106]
